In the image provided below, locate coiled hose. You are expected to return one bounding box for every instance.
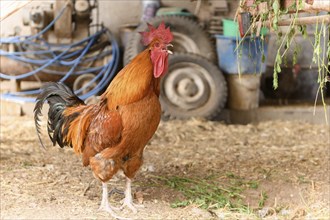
[0,3,120,102]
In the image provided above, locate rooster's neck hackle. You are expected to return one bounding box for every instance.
[102,22,173,109]
[103,49,156,109]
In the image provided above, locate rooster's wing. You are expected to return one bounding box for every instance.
[80,108,123,165]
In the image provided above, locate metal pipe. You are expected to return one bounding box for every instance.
[261,14,330,27]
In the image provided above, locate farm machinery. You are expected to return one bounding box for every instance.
[0,0,119,102]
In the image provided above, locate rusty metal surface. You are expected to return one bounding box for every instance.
[0,57,77,83]
[54,0,73,39]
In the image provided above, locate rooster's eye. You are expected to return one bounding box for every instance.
[154,42,160,48]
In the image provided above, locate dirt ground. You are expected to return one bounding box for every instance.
[0,115,329,219]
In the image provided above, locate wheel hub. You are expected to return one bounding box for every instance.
[177,78,199,98]
[163,63,210,110]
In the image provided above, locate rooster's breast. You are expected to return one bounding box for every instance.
[118,90,161,151]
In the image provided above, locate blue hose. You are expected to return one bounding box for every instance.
[0,3,69,44]
[0,31,105,66]
[0,4,120,102]
[0,47,72,80]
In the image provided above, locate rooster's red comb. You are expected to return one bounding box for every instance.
[140,22,173,46]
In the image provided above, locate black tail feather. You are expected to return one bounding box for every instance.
[34,82,85,148]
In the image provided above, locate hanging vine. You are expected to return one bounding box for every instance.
[236,0,330,122]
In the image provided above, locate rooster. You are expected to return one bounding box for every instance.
[34,22,173,218]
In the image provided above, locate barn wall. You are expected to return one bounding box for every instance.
[1,1,199,40]
[1,1,240,38]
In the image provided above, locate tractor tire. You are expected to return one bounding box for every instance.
[160,53,227,120]
[124,16,217,65]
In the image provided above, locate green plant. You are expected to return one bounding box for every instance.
[152,174,263,213]
[258,191,268,208]
[237,0,329,122]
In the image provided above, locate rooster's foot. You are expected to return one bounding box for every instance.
[120,197,144,213]
[98,204,130,220]
[99,182,130,219]
[120,177,144,213]
[98,202,121,212]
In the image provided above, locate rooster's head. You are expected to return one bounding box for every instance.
[140,22,173,78]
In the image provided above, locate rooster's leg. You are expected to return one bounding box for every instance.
[120,177,143,213]
[99,182,128,219]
